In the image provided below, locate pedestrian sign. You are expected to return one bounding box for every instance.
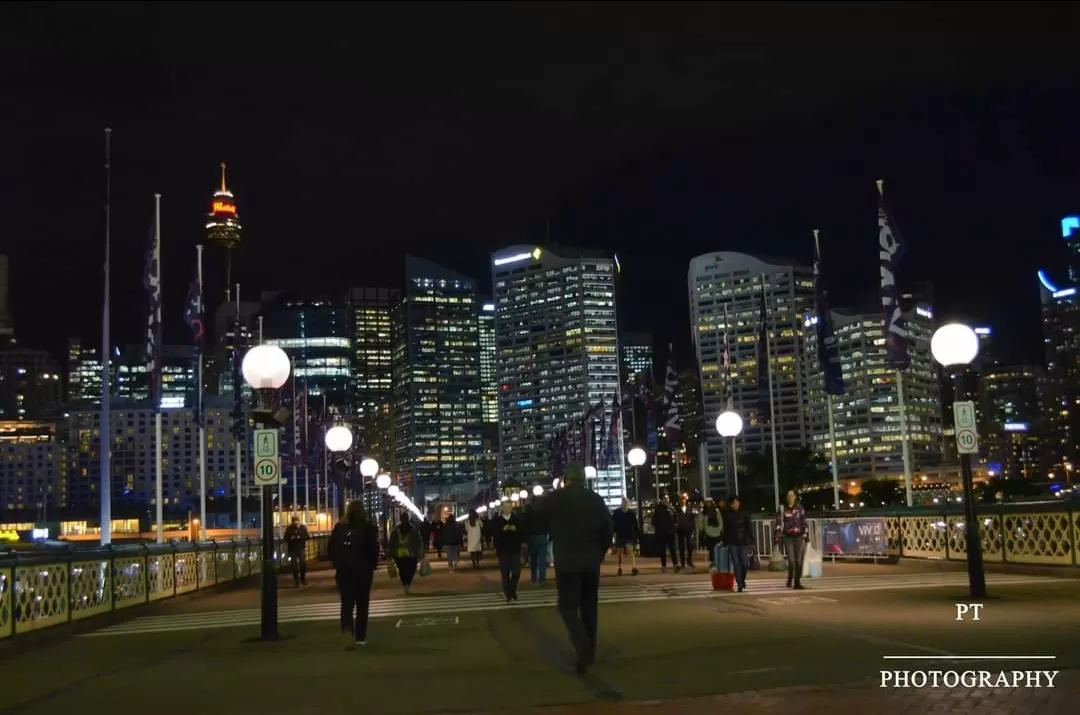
[254,429,279,459]
[952,401,976,431]
[254,457,281,486]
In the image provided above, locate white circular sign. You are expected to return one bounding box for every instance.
[254,457,280,484]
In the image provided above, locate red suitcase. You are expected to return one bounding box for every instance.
[711,571,735,591]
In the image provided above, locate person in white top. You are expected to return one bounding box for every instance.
[465,511,484,568]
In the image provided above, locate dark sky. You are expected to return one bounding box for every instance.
[3,2,1080,364]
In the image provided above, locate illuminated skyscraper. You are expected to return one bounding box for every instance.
[979,363,1042,480]
[205,162,242,303]
[688,252,814,497]
[479,302,497,424]
[621,332,653,385]
[492,246,625,507]
[345,287,397,470]
[1037,270,1080,475]
[392,257,483,504]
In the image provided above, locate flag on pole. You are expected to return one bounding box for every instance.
[603,388,621,468]
[755,281,770,421]
[722,305,732,406]
[877,182,911,369]
[580,401,603,465]
[294,388,307,458]
[143,222,161,409]
[183,266,204,424]
[662,346,681,448]
[814,230,845,396]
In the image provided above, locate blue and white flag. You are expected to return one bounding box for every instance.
[755,281,770,421]
[663,346,682,448]
[877,186,910,369]
[143,222,161,408]
[814,230,845,396]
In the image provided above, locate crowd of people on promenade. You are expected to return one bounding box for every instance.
[312,465,812,673]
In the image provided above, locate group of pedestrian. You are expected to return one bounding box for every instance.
[649,494,700,572]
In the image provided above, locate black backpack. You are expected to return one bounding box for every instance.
[331,524,365,571]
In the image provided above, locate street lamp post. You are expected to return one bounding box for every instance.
[716,411,744,497]
[627,446,646,530]
[325,426,353,521]
[930,322,986,599]
[240,344,291,641]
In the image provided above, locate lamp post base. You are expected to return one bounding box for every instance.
[260,482,279,641]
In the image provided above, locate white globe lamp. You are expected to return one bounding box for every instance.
[324,425,353,453]
[931,323,980,367]
[387,484,400,497]
[241,345,291,390]
[518,489,528,499]
[552,478,561,489]
[716,411,744,438]
[375,473,391,490]
[627,447,646,467]
[584,466,597,479]
[360,458,379,479]
[510,492,520,502]
[532,485,543,496]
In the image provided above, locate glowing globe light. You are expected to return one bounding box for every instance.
[518,489,528,499]
[627,447,646,467]
[360,458,379,478]
[584,466,597,479]
[552,478,561,489]
[324,425,353,453]
[931,323,980,367]
[510,492,520,502]
[375,473,391,490]
[241,345,291,390]
[716,411,744,438]
[387,485,400,497]
[532,485,543,496]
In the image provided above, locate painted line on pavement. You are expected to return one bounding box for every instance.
[81,574,1058,637]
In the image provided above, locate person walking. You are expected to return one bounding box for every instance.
[700,498,724,569]
[777,490,809,590]
[611,498,639,576]
[328,501,379,649]
[388,513,423,594]
[493,501,524,601]
[721,495,753,592]
[465,510,484,568]
[283,516,310,587]
[542,462,613,676]
[522,501,550,585]
[675,495,697,572]
[439,516,463,570]
[650,495,678,572]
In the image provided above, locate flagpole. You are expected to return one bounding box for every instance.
[154,193,164,544]
[762,276,781,512]
[304,380,310,523]
[321,393,328,523]
[235,283,242,536]
[877,180,914,507]
[291,362,298,520]
[814,229,842,511]
[196,244,207,538]
[100,127,113,546]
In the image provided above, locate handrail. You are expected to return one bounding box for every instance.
[0,534,330,641]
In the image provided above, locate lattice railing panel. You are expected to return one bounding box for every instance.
[14,563,68,632]
[0,567,12,639]
[1003,512,1073,565]
[217,549,235,582]
[899,516,948,559]
[197,550,216,588]
[113,557,147,610]
[148,553,175,601]
[70,560,111,621]
[175,552,199,594]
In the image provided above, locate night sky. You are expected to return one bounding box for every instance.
[3,2,1080,364]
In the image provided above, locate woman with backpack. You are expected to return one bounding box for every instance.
[328,501,380,649]
[388,513,423,594]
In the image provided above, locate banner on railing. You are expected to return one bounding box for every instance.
[820,518,887,556]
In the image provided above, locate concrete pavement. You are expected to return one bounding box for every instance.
[3,568,1078,714]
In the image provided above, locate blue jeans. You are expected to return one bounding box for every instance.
[727,545,748,590]
[527,536,548,583]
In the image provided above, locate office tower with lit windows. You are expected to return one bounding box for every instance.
[803,304,942,482]
[0,420,66,516]
[978,363,1042,480]
[621,332,653,385]
[0,344,62,421]
[261,293,353,414]
[66,339,105,404]
[688,252,814,497]
[113,345,197,409]
[492,246,625,507]
[1037,264,1080,476]
[479,302,498,424]
[345,287,397,470]
[391,257,483,504]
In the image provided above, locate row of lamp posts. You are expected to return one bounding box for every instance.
[238,319,986,643]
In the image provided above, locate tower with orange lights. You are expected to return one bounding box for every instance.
[205,162,242,302]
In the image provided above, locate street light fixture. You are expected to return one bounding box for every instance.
[375,473,391,490]
[518,489,528,500]
[532,485,544,497]
[324,426,353,520]
[627,447,646,529]
[930,322,986,599]
[510,492,520,502]
[552,478,562,489]
[240,343,291,642]
[387,484,400,497]
[716,410,744,496]
[584,466,597,480]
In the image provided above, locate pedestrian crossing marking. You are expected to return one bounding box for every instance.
[81,573,1062,637]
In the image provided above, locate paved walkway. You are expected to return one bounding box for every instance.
[4,564,1078,714]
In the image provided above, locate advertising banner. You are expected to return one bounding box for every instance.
[821,518,887,557]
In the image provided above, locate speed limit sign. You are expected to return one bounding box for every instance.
[254,457,281,486]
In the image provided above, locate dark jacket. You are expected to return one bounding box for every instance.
[284,523,310,555]
[520,504,549,540]
[438,519,463,546]
[492,513,525,554]
[721,508,753,546]
[651,503,676,535]
[778,504,808,537]
[611,508,638,540]
[676,507,697,534]
[328,519,379,576]
[542,484,613,573]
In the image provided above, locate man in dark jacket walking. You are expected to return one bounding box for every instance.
[328,501,380,649]
[493,501,525,601]
[650,495,678,572]
[721,495,753,592]
[283,516,310,587]
[611,498,639,576]
[542,462,613,675]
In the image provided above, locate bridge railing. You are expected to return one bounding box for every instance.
[0,534,330,641]
[750,501,1080,567]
